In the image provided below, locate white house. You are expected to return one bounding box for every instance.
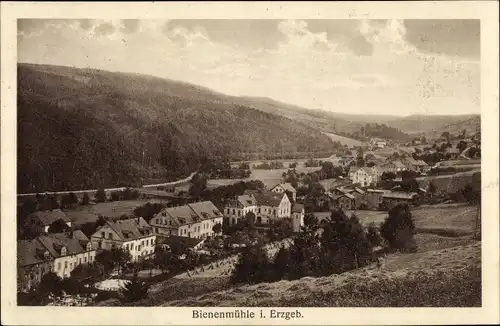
[243,190,292,225]
[150,201,223,240]
[91,217,156,262]
[351,167,379,187]
[224,194,258,225]
[270,183,297,201]
[37,231,96,279]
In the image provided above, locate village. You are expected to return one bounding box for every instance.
[16,130,481,306]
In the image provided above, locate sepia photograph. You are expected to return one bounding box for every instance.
[1,1,499,325]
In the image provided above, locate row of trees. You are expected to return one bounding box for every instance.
[231,204,417,285]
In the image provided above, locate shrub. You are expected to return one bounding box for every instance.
[120,276,150,303]
[231,245,271,285]
[380,204,417,252]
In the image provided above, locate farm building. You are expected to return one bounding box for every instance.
[381,191,420,210]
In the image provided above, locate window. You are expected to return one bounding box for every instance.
[64,261,68,268]
[84,257,87,263]
[102,231,105,238]
[141,240,144,246]
[232,209,235,214]
[57,262,61,270]
[79,258,82,264]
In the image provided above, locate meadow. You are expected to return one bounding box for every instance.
[65,199,168,226]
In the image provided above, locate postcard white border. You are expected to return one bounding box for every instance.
[2,1,499,325]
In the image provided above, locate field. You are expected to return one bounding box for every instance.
[207,166,322,190]
[65,199,168,226]
[313,203,477,234]
[322,132,366,147]
[416,169,480,193]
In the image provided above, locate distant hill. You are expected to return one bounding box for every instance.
[17,63,338,193]
[384,114,480,135]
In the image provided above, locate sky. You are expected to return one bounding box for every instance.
[18,19,480,116]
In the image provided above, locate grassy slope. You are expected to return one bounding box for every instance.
[93,204,479,307]
[163,240,480,307]
[17,63,337,192]
[384,114,480,136]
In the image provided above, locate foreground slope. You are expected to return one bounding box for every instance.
[165,241,480,307]
[17,63,337,192]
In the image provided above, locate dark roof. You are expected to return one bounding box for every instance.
[160,235,204,249]
[292,203,304,213]
[245,190,286,207]
[29,209,70,226]
[107,217,153,240]
[153,201,222,228]
[18,239,52,267]
[237,194,257,207]
[188,201,223,220]
[37,232,91,258]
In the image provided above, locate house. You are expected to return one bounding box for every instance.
[270,183,297,201]
[24,209,72,235]
[335,193,356,210]
[446,147,462,159]
[362,189,386,210]
[151,201,223,240]
[370,137,387,148]
[224,194,258,225]
[91,217,155,262]
[348,166,359,181]
[243,190,292,225]
[381,191,420,210]
[291,203,305,232]
[17,239,53,292]
[382,160,407,173]
[351,167,378,187]
[37,231,96,279]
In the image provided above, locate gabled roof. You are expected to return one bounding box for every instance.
[392,161,407,169]
[416,160,428,166]
[154,201,223,228]
[29,209,70,226]
[271,183,297,193]
[348,166,359,174]
[106,217,153,241]
[236,194,257,207]
[244,190,285,207]
[18,239,52,267]
[37,232,91,258]
[188,201,223,220]
[341,193,356,200]
[292,203,304,213]
[353,187,365,194]
[404,157,418,165]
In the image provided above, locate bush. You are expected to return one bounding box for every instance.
[231,245,271,285]
[380,204,417,252]
[120,276,150,303]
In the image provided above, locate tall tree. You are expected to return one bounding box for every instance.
[380,204,417,252]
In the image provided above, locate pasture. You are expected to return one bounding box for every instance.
[65,199,168,226]
[207,166,322,190]
[313,203,477,234]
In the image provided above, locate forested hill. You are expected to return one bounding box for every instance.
[17,63,339,193]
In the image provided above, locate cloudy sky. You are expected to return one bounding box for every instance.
[18,19,480,116]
